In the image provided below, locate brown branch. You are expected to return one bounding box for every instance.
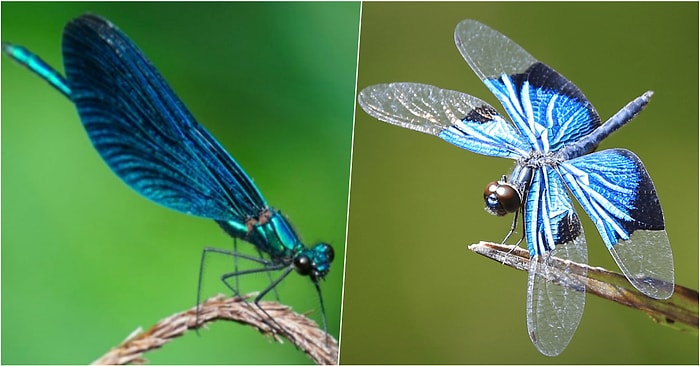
[91,293,338,365]
[468,241,698,334]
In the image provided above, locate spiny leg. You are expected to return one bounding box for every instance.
[235,270,333,346]
[227,241,279,300]
[513,206,526,247]
[232,239,240,295]
[257,246,281,302]
[223,266,296,342]
[501,207,525,256]
[243,214,280,301]
[501,208,520,244]
[312,280,330,346]
[196,246,275,330]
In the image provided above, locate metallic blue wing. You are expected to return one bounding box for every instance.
[62,14,267,222]
[524,166,587,356]
[454,20,601,153]
[358,82,531,159]
[5,14,336,338]
[559,148,674,299]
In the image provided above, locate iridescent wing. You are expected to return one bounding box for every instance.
[525,166,587,356]
[62,14,267,222]
[454,20,601,154]
[5,14,338,339]
[559,149,674,299]
[358,82,531,159]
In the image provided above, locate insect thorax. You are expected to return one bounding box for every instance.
[518,151,563,169]
[484,152,565,216]
[216,209,302,262]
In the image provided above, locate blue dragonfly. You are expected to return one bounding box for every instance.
[3,14,335,337]
[358,19,674,356]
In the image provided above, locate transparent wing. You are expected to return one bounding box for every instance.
[454,19,536,82]
[454,20,601,153]
[559,148,674,299]
[525,166,587,356]
[62,14,267,222]
[527,239,587,357]
[358,82,531,159]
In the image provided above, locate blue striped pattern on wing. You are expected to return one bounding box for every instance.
[559,148,673,298]
[524,166,583,258]
[61,15,267,222]
[455,20,601,154]
[358,82,531,159]
[524,166,587,356]
[560,149,663,245]
[482,64,600,153]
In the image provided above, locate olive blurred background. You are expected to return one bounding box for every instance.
[2,2,358,364]
[343,2,697,364]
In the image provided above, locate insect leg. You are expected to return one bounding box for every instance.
[196,246,277,330]
[257,246,281,302]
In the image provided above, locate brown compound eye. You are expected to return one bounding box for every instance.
[483,181,521,216]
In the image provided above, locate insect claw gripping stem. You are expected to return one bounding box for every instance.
[197,246,301,343]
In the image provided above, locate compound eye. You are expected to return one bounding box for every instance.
[322,244,335,263]
[484,181,500,198]
[483,181,520,216]
[294,255,312,275]
[496,184,520,213]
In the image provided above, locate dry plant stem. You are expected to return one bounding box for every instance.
[91,293,339,365]
[469,241,699,334]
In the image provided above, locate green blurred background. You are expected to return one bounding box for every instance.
[2,2,358,364]
[343,2,698,364]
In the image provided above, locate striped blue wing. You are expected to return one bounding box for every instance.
[358,82,531,159]
[524,166,587,356]
[523,166,584,258]
[62,14,267,222]
[559,148,674,299]
[454,20,601,153]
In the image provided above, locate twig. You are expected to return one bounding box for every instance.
[91,293,339,365]
[468,241,698,334]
